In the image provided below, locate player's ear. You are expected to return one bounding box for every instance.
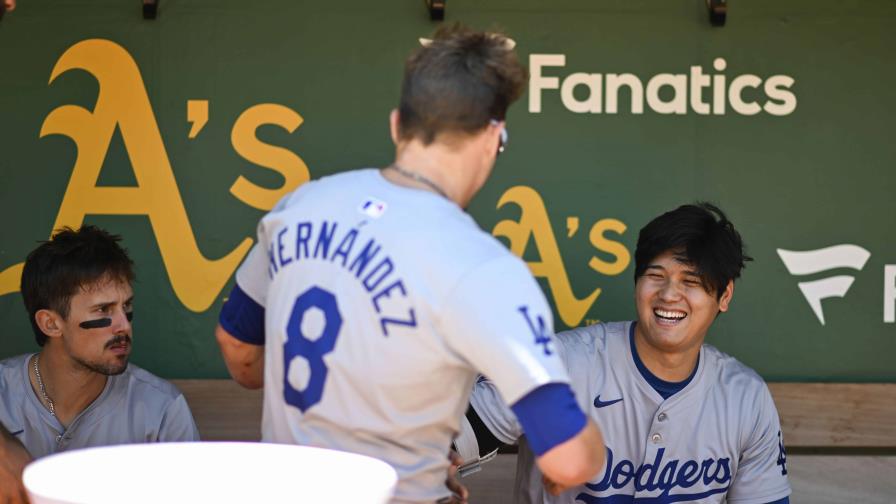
[389,109,401,146]
[717,280,734,313]
[35,309,65,339]
[487,120,505,157]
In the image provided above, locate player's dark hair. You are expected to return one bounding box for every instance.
[21,226,135,346]
[634,203,752,299]
[398,23,527,144]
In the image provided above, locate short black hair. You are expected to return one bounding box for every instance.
[634,203,752,298]
[398,23,527,144]
[21,226,135,346]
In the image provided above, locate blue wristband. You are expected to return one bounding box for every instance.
[511,383,587,456]
[219,283,266,345]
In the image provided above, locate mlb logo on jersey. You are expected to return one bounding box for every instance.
[359,197,388,218]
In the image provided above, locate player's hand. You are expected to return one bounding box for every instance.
[542,474,574,496]
[3,0,16,13]
[441,449,469,503]
[0,434,32,504]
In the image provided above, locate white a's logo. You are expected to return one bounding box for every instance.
[777,245,871,325]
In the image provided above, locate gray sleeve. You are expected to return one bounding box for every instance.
[158,394,200,442]
[233,191,298,308]
[234,240,271,309]
[726,384,791,504]
[463,325,586,449]
[442,256,569,406]
[469,378,523,445]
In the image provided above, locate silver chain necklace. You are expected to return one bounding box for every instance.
[33,354,56,417]
[384,164,449,199]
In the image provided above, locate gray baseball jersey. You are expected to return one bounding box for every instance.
[469,321,791,504]
[0,354,199,458]
[234,169,569,503]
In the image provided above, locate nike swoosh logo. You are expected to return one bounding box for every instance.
[10,429,24,436]
[593,395,623,408]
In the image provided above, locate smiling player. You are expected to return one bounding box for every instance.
[458,203,791,504]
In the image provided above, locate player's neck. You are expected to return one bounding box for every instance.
[30,348,108,426]
[632,330,701,382]
[391,140,486,207]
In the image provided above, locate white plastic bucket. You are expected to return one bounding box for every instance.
[23,442,398,504]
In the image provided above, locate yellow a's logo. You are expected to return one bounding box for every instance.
[493,186,630,327]
[0,39,308,311]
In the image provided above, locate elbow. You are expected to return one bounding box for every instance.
[542,447,605,487]
[215,324,264,389]
[537,420,606,487]
[222,354,265,390]
[231,367,264,389]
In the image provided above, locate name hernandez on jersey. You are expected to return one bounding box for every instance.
[229,169,577,502]
[265,219,416,337]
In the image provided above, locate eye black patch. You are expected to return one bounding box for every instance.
[79,318,111,329]
[78,312,133,329]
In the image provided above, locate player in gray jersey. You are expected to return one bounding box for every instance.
[0,354,197,458]
[0,226,199,504]
[459,203,792,504]
[215,25,605,503]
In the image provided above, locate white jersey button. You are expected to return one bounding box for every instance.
[651,433,662,443]
[658,412,668,422]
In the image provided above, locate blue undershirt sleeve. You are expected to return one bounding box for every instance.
[218,283,265,345]
[510,382,587,456]
[765,498,789,504]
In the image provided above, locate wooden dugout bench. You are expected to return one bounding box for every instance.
[173,381,896,503]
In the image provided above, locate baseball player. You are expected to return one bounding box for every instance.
[215,25,605,503]
[0,226,199,504]
[457,203,792,504]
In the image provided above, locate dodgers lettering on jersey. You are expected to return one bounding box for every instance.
[576,447,732,503]
[265,219,416,337]
[468,321,791,504]
[234,169,570,503]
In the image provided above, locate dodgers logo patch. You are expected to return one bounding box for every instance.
[776,430,788,475]
[518,305,553,355]
[359,197,387,218]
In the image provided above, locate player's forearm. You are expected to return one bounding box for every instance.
[0,424,32,504]
[536,418,605,488]
[215,324,264,389]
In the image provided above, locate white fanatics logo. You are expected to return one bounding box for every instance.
[777,244,871,325]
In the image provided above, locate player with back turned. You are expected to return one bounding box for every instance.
[457,203,792,503]
[215,25,605,503]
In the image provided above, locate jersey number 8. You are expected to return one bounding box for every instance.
[283,286,343,412]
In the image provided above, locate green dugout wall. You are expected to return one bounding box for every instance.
[0,0,893,381]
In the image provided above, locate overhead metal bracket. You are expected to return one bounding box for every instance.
[706,0,726,27]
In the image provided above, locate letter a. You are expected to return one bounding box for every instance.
[0,39,252,311]
[493,186,600,327]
